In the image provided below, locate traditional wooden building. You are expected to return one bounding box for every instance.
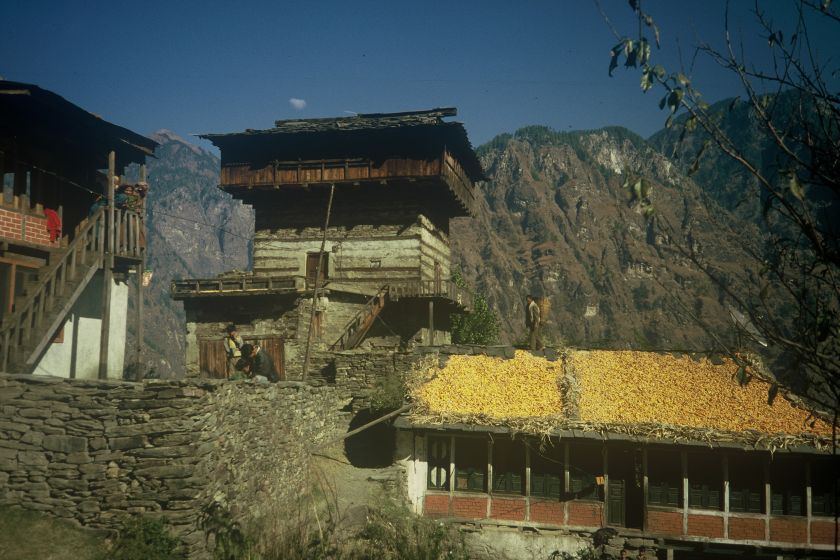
[396,350,839,558]
[172,108,483,378]
[0,81,156,378]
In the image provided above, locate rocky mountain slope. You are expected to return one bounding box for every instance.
[126,130,253,377]
[135,124,759,375]
[452,126,754,350]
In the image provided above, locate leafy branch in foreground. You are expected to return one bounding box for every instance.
[603,0,840,416]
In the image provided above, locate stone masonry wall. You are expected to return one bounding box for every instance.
[309,345,516,412]
[0,373,345,558]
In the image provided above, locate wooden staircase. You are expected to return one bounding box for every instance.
[0,208,107,373]
[329,285,389,351]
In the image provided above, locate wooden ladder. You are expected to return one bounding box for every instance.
[329,285,389,351]
[0,207,107,373]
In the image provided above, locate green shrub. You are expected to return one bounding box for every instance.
[450,270,500,346]
[355,503,470,560]
[102,516,182,560]
[369,372,405,413]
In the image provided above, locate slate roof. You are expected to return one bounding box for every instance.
[0,80,158,178]
[200,108,485,182]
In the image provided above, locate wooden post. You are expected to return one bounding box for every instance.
[98,151,115,380]
[642,446,649,532]
[525,442,531,521]
[428,300,435,346]
[682,450,689,536]
[136,164,146,380]
[603,444,609,526]
[302,184,335,380]
[723,454,729,539]
[487,438,493,518]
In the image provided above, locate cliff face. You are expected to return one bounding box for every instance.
[126,131,253,377]
[452,126,753,350]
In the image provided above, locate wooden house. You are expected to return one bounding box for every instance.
[396,350,839,558]
[0,81,156,378]
[172,108,484,378]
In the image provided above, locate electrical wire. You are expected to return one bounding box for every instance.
[2,152,255,242]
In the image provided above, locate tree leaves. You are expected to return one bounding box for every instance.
[789,173,805,201]
[667,88,684,113]
[609,38,651,76]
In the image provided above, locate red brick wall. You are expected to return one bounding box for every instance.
[728,516,766,540]
[0,207,54,247]
[687,513,724,538]
[810,519,839,545]
[490,496,526,521]
[424,494,449,518]
[0,208,23,241]
[647,509,683,535]
[451,496,487,520]
[769,517,808,543]
[530,499,565,526]
[567,501,603,527]
[24,214,52,245]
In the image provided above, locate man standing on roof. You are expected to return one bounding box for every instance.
[526,294,544,351]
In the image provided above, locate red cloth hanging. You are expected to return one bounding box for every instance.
[44,208,62,242]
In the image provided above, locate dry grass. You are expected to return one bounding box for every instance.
[0,507,106,560]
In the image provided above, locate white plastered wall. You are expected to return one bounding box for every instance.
[395,430,428,514]
[33,271,128,380]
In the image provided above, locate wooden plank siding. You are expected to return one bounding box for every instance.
[198,336,285,380]
[220,150,476,214]
[252,216,450,284]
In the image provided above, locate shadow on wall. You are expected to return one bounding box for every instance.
[344,409,395,468]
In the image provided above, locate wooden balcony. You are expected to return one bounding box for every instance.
[219,149,477,214]
[170,275,304,299]
[388,280,470,310]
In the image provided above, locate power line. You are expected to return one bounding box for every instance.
[3,153,254,241]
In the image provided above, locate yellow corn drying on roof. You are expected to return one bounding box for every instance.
[410,349,834,444]
[570,350,833,437]
[413,351,564,418]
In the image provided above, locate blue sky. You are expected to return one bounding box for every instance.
[1,1,836,149]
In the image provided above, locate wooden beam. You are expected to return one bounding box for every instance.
[136,164,146,380]
[98,151,115,380]
[302,184,335,379]
[428,300,435,346]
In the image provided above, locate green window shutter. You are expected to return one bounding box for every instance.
[771,492,784,515]
[689,484,704,508]
[608,479,625,526]
[747,491,761,513]
[708,489,720,510]
[788,492,803,516]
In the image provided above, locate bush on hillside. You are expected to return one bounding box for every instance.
[102,516,182,560]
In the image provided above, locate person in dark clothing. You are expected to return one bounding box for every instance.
[238,343,279,383]
[251,343,279,382]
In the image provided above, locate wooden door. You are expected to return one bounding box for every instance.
[199,338,228,379]
[607,478,626,527]
[254,336,285,380]
[306,252,328,286]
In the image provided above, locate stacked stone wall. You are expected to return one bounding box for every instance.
[0,373,345,558]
